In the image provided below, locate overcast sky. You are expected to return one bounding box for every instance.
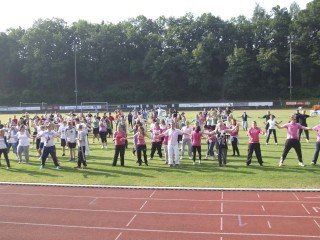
[1,0,312,32]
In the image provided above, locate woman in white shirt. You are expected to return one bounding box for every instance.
[266,115,281,145]
[16,125,30,164]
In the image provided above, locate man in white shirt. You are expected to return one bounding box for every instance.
[38,123,61,170]
[163,123,183,166]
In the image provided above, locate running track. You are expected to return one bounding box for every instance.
[0,184,320,240]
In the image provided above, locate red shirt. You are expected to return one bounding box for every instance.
[247,127,262,143]
[113,131,126,145]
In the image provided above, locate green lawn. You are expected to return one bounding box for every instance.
[0,108,319,189]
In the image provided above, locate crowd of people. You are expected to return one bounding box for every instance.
[0,107,319,170]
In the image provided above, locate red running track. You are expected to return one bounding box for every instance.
[0,184,319,240]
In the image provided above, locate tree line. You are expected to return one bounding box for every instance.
[0,0,319,105]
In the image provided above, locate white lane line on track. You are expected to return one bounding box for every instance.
[149,190,156,198]
[220,217,223,231]
[1,192,319,204]
[267,221,272,229]
[2,221,320,238]
[114,232,122,240]
[89,197,98,205]
[140,201,148,210]
[314,219,320,230]
[126,215,137,227]
[293,193,300,201]
[261,205,266,212]
[301,204,310,215]
[221,192,224,200]
[1,204,320,219]
[257,193,260,199]
[221,203,224,213]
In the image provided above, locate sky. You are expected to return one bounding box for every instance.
[1,0,312,32]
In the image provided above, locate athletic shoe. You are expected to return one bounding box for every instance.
[199,160,201,164]
[299,162,305,167]
[74,166,81,169]
[275,143,278,145]
[62,153,65,156]
[266,142,268,145]
[39,165,44,169]
[311,162,316,165]
[279,158,284,167]
[148,158,153,160]
[180,156,183,160]
[6,167,10,170]
[56,166,61,170]
[306,139,309,143]
[193,161,195,165]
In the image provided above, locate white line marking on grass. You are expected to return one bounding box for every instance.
[261,205,266,212]
[115,232,122,240]
[1,204,320,219]
[221,203,224,213]
[140,201,148,210]
[314,220,320,230]
[1,221,320,238]
[301,204,310,215]
[220,217,223,231]
[89,197,98,205]
[293,193,300,201]
[126,215,137,227]
[149,190,156,198]
[267,221,272,229]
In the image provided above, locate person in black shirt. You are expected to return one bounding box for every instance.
[239,111,249,131]
[298,110,311,143]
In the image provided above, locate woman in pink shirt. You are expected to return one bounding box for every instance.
[112,125,127,166]
[277,115,310,167]
[134,126,148,166]
[246,121,264,166]
[311,123,320,165]
[191,126,203,165]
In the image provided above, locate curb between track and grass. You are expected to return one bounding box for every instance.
[0,182,320,192]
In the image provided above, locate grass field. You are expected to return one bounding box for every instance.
[0,109,319,189]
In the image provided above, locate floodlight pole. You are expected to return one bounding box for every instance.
[289,36,293,100]
[74,41,78,113]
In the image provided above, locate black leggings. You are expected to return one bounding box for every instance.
[247,143,263,165]
[137,144,147,165]
[0,148,10,167]
[192,146,201,161]
[113,145,125,166]
[266,129,278,143]
[281,139,303,162]
[150,142,162,158]
[99,131,107,143]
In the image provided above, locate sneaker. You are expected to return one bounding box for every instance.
[299,162,305,167]
[279,158,284,167]
[199,160,201,164]
[180,156,183,160]
[62,153,65,156]
[188,157,192,160]
[6,167,10,170]
[148,157,153,160]
[56,166,61,170]
[275,143,278,145]
[193,161,195,165]
[266,142,269,145]
[74,166,81,169]
[306,139,309,143]
[40,165,44,169]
